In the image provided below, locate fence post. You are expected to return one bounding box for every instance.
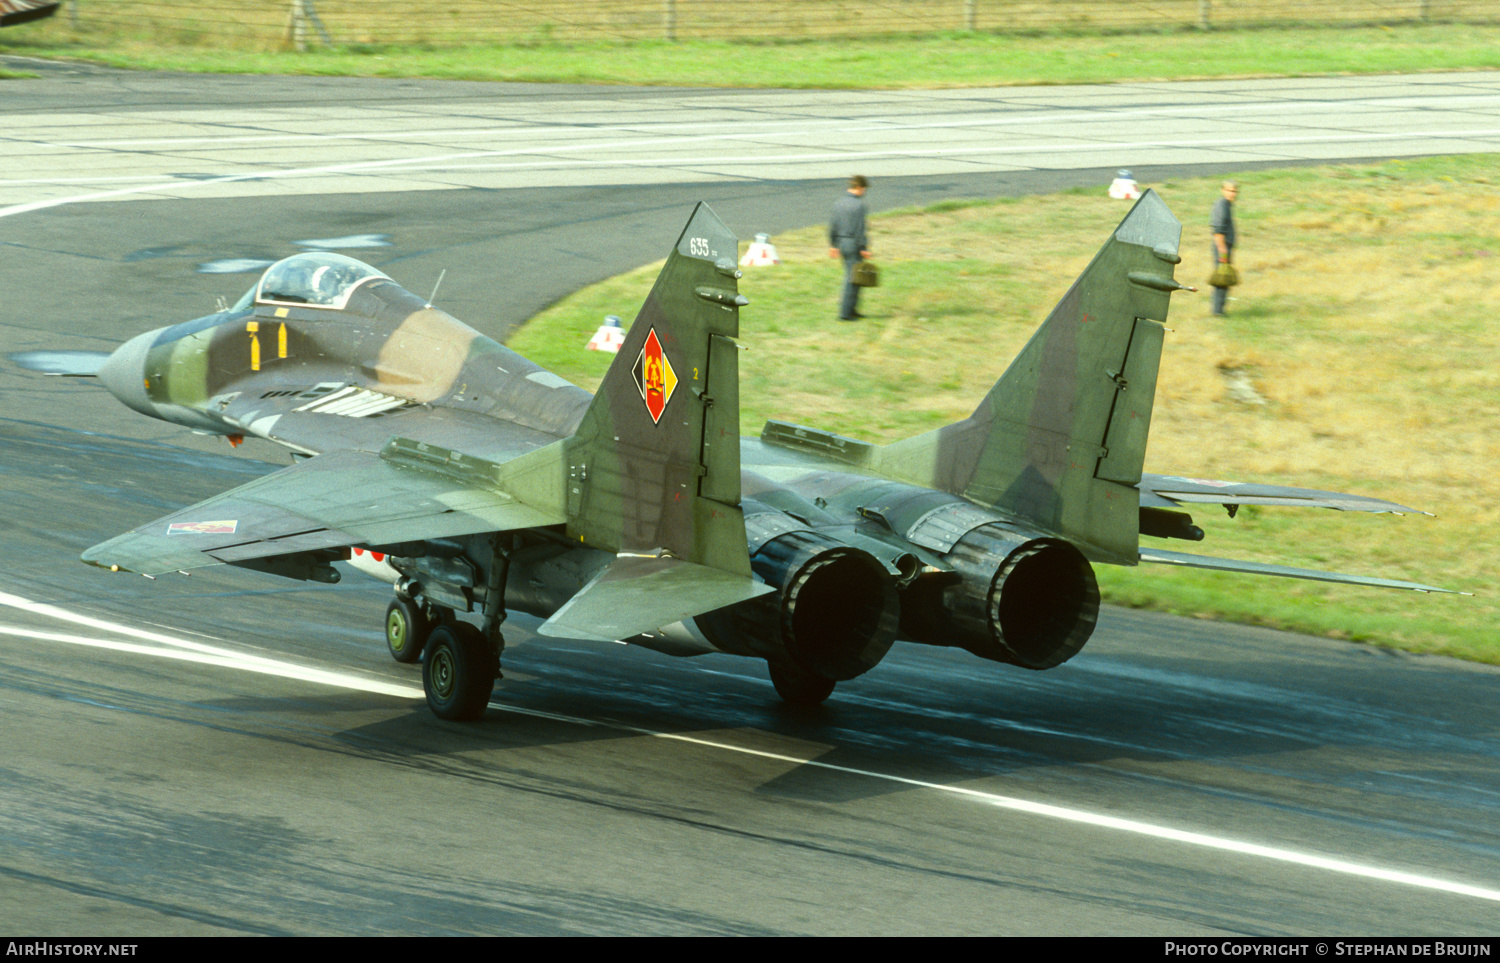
[965,0,976,31]
[286,0,308,51]
[664,0,676,41]
[1198,0,1211,30]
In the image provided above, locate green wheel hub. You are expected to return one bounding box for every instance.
[384,598,429,664]
[427,644,456,699]
[387,609,408,647]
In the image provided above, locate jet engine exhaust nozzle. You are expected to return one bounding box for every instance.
[694,531,898,682]
[774,540,897,680]
[900,527,1100,671]
[988,539,1100,669]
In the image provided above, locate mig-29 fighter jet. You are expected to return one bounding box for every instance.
[40,193,1448,720]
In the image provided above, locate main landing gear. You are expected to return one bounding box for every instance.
[383,581,502,721]
[421,622,499,721]
[384,598,429,664]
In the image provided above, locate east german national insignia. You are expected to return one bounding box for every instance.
[632,327,677,424]
[167,520,239,535]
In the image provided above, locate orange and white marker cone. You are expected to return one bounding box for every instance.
[586,314,626,353]
[1109,170,1141,200]
[739,233,781,266]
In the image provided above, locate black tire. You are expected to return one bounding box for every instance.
[768,662,836,707]
[422,623,498,721]
[385,598,429,664]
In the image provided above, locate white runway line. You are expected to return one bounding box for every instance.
[0,622,421,699]
[0,590,418,698]
[7,121,1500,218]
[2,589,1497,904]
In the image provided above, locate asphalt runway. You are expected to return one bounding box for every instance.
[1,60,1498,935]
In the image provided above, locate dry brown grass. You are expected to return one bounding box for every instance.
[28,1,1498,48]
[747,166,1500,493]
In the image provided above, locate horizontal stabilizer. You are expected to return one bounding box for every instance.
[1140,474,1428,514]
[1140,548,1458,594]
[83,448,565,575]
[538,554,773,642]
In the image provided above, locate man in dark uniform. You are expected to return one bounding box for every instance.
[829,175,871,321]
[1210,180,1238,316]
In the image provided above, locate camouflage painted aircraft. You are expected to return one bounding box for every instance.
[30,194,1449,720]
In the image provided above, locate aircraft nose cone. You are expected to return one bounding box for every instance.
[96,329,160,417]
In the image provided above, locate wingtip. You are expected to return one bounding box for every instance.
[80,553,129,575]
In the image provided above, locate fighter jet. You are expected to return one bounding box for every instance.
[30,194,1449,720]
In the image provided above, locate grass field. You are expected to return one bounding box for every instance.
[7,18,1500,88]
[509,157,1495,663]
[17,0,1500,47]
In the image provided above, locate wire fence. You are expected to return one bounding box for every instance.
[39,0,1500,48]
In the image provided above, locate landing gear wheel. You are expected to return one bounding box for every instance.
[422,622,498,721]
[768,663,836,707]
[385,598,430,664]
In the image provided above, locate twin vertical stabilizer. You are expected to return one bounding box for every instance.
[537,204,773,639]
[875,191,1187,564]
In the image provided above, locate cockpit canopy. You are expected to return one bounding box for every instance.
[235,253,389,312]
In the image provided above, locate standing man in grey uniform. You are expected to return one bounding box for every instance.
[829,175,872,321]
[1210,181,1238,316]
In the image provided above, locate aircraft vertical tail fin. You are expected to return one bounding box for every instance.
[875,190,1188,563]
[564,202,753,579]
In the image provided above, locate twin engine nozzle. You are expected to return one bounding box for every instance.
[695,520,1101,683]
[392,515,1101,687]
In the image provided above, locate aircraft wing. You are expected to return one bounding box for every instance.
[1139,547,1457,593]
[81,447,564,577]
[1138,473,1427,513]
